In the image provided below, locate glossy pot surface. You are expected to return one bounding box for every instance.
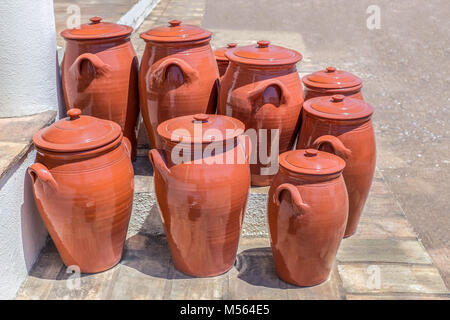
[218,41,304,186]
[139,20,220,149]
[303,66,363,101]
[214,43,237,77]
[149,114,250,277]
[268,149,348,286]
[296,95,376,237]
[61,17,139,159]
[29,109,134,273]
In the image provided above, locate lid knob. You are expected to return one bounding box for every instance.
[326,66,337,73]
[257,40,270,48]
[90,16,102,24]
[331,94,345,103]
[67,108,82,120]
[305,149,318,157]
[169,19,181,27]
[193,114,209,122]
[227,43,237,48]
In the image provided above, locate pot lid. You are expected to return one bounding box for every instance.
[33,108,122,152]
[157,114,245,144]
[303,66,362,90]
[214,43,237,61]
[303,94,373,120]
[140,20,212,43]
[61,17,132,40]
[279,149,345,175]
[225,40,302,66]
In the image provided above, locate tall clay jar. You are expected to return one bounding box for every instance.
[214,43,237,77]
[303,66,363,101]
[28,109,134,273]
[139,20,220,149]
[149,114,251,277]
[218,40,304,186]
[61,17,139,159]
[296,95,376,237]
[268,149,348,286]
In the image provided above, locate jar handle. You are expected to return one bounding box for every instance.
[147,57,199,88]
[28,163,58,191]
[274,183,310,216]
[312,135,352,160]
[247,79,292,112]
[69,53,111,80]
[149,149,171,178]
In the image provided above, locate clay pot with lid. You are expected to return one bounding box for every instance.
[149,113,250,277]
[214,43,237,77]
[268,148,348,286]
[61,17,139,159]
[218,40,304,186]
[296,95,376,237]
[303,66,363,100]
[28,108,134,273]
[139,20,220,149]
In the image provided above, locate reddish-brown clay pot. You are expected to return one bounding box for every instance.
[139,20,220,149]
[303,66,363,101]
[61,17,139,159]
[28,108,134,273]
[268,148,348,286]
[296,95,376,237]
[218,40,304,186]
[214,43,237,77]
[149,114,250,277]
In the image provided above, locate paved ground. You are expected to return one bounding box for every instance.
[19,0,448,299]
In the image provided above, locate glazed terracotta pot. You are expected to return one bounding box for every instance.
[139,20,220,149]
[296,95,376,237]
[218,40,304,186]
[268,149,348,286]
[149,114,250,277]
[214,43,237,77]
[28,108,134,273]
[303,66,363,101]
[61,17,139,159]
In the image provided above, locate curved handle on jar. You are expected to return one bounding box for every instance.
[69,53,112,80]
[149,149,171,178]
[238,134,252,164]
[274,183,310,216]
[122,137,132,158]
[247,79,292,112]
[28,163,58,191]
[148,57,199,88]
[312,135,352,160]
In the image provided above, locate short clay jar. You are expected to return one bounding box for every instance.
[303,66,363,101]
[218,40,304,186]
[149,114,250,277]
[214,43,237,77]
[268,148,348,286]
[28,108,134,273]
[139,20,220,149]
[296,95,376,237]
[61,17,139,159]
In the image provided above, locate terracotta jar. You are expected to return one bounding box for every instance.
[61,17,139,159]
[268,148,348,286]
[28,108,134,273]
[214,43,237,77]
[149,114,250,277]
[218,40,304,186]
[296,95,376,237]
[139,20,220,149]
[303,66,363,101]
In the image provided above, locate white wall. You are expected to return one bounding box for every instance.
[0,149,48,300]
[0,0,58,117]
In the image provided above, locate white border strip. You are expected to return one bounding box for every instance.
[117,0,161,30]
